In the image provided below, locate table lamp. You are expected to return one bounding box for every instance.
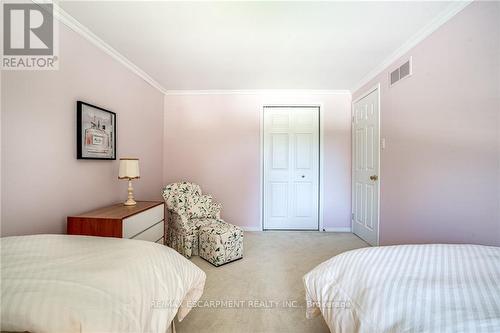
[118,158,140,206]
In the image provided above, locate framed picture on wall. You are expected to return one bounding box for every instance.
[77,101,116,160]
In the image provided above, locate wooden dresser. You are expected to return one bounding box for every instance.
[67,201,165,244]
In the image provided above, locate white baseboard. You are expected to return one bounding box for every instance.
[241,227,262,232]
[322,227,352,233]
[241,226,352,232]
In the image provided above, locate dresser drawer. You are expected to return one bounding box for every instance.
[123,204,164,238]
[132,221,164,242]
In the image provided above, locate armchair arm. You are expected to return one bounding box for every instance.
[167,211,190,233]
[209,202,222,220]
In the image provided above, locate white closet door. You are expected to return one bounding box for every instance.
[263,107,319,230]
[352,88,380,245]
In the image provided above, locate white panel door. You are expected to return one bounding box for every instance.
[352,88,380,245]
[263,107,319,230]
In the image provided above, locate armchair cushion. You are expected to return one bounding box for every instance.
[162,182,221,219]
[188,195,221,219]
[163,182,202,217]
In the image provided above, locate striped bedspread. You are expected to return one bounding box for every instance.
[304,244,500,333]
[1,235,206,333]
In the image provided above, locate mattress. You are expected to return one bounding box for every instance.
[1,234,206,333]
[304,244,500,333]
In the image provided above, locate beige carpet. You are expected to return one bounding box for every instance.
[176,231,368,333]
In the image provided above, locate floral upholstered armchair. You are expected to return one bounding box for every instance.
[162,182,223,258]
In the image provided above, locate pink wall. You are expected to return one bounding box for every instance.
[3,1,497,244]
[1,25,164,236]
[163,92,352,230]
[353,2,500,246]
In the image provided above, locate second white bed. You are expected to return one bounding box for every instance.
[304,244,500,333]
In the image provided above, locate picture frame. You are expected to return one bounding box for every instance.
[77,101,116,160]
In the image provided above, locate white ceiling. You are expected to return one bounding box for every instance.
[60,1,456,91]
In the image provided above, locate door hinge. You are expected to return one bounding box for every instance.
[351,213,355,220]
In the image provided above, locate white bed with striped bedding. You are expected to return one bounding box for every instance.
[304,244,500,333]
[1,234,206,333]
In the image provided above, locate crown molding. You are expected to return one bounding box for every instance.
[164,89,351,96]
[32,1,167,95]
[350,0,473,94]
[32,1,471,96]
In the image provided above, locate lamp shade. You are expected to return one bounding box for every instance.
[118,158,140,179]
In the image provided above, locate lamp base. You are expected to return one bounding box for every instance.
[123,179,137,206]
[124,198,137,206]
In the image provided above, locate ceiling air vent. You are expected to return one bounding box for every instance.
[389,57,412,86]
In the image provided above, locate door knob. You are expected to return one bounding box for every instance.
[301,175,305,178]
[370,175,378,181]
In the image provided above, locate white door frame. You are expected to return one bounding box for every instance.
[351,84,381,245]
[259,104,324,231]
